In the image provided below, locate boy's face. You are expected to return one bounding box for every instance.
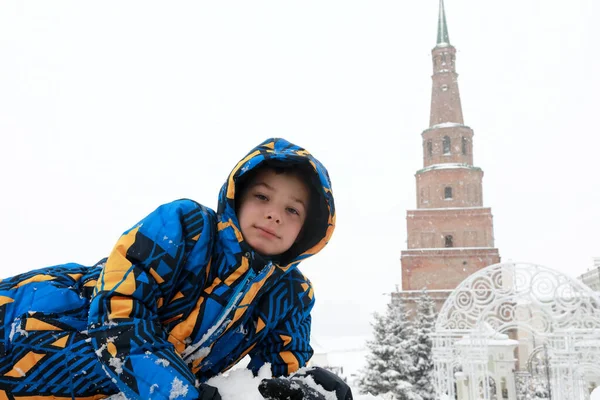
[237,169,309,256]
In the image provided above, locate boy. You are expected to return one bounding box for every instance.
[0,138,348,399]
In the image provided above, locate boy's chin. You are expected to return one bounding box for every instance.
[251,246,279,257]
[248,241,287,258]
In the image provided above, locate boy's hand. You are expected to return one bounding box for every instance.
[258,366,353,400]
[198,383,221,400]
[258,377,326,400]
[292,367,353,400]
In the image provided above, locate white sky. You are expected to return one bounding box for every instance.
[0,1,598,337]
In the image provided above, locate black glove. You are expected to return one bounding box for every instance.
[259,367,352,400]
[258,377,326,400]
[293,367,353,400]
[198,383,221,400]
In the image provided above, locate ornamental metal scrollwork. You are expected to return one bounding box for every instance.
[433,262,600,400]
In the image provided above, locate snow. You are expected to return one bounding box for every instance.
[205,363,384,400]
[292,375,339,400]
[456,324,520,346]
[155,358,170,367]
[108,357,124,375]
[402,247,496,253]
[422,122,472,132]
[417,163,480,173]
[431,122,463,128]
[205,364,271,400]
[9,318,28,340]
[169,377,189,399]
[411,206,485,211]
[456,336,519,346]
[591,386,600,400]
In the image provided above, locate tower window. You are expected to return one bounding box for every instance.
[443,136,451,155]
[427,140,433,157]
[462,137,468,155]
[444,235,454,248]
[444,186,453,199]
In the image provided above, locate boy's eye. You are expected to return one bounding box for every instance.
[286,207,300,216]
[255,194,268,201]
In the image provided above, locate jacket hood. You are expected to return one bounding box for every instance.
[217,138,335,266]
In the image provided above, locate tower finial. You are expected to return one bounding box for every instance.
[436,0,450,46]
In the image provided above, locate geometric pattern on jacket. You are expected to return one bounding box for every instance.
[0,137,336,399]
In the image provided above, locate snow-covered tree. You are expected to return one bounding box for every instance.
[408,290,437,400]
[358,296,421,400]
[515,372,550,400]
[357,310,395,396]
[531,374,550,399]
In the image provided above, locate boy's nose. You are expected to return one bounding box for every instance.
[266,213,281,224]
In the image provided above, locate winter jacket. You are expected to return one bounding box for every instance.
[0,138,335,400]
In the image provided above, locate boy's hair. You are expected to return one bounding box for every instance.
[235,160,325,263]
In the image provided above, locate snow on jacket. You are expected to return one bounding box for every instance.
[0,138,335,400]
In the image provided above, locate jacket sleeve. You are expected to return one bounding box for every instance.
[88,199,212,400]
[247,277,315,377]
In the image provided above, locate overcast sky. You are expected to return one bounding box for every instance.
[0,1,598,337]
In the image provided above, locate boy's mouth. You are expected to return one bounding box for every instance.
[255,226,279,238]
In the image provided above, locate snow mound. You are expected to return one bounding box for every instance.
[207,364,384,400]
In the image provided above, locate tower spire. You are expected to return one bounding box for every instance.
[436,0,450,46]
[429,0,462,126]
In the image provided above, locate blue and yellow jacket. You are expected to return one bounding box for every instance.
[0,138,335,400]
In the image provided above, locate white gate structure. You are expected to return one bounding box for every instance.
[432,262,600,400]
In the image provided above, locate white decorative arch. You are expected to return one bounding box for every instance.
[433,262,600,400]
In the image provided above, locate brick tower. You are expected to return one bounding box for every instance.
[398,0,501,310]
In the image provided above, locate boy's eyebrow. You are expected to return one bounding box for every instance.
[250,181,274,191]
[251,181,307,209]
[290,196,307,209]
